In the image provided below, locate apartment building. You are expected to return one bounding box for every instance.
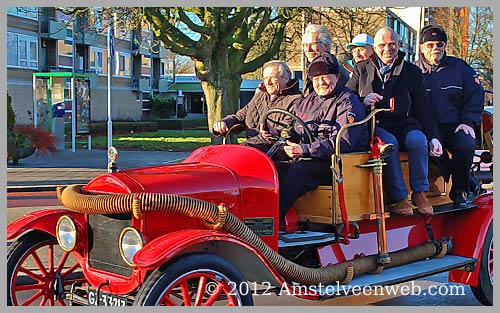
[7,7,175,130]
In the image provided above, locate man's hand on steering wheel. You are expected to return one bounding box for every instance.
[259,123,274,141]
[212,121,229,135]
[260,108,313,158]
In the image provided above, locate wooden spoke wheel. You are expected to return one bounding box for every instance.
[7,231,86,306]
[134,253,253,306]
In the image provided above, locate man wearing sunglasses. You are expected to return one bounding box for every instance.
[415,25,485,208]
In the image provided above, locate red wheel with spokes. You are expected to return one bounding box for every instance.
[7,231,86,306]
[134,253,253,306]
[471,222,493,306]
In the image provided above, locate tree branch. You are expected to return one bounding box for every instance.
[176,7,212,36]
[144,8,200,58]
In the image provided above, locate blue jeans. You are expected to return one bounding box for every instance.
[375,128,429,202]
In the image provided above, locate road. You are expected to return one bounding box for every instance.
[7,191,483,306]
[7,191,62,208]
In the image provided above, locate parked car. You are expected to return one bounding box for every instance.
[7,108,493,306]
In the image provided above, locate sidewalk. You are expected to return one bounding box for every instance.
[7,149,191,192]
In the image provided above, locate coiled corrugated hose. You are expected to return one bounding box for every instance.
[57,184,448,286]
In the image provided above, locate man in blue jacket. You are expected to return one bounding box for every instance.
[415,25,485,207]
[277,52,369,222]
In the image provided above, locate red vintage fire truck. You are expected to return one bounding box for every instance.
[7,108,493,306]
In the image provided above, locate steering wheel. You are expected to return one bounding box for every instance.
[259,108,313,157]
[222,123,246,144]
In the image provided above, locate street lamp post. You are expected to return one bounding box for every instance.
[107,13,116,150]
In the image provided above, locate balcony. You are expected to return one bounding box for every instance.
[132,76,151,92]
[74,31,99,46]
[150,44,168,58]
[40,18,67,40]
[132,42,152,56]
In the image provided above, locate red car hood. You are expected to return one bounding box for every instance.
[85,162,240,199]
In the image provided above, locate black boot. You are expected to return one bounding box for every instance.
[450,190,476,208]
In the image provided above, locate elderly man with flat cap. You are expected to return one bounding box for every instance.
[276,52,369,223]
[415,24,485,208]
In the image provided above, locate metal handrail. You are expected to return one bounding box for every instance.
[334,107,392,157]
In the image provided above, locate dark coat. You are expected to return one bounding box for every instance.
[347,51,439,142]
[293,84,369,160]
[415,55,484,128]
[218,79,302,138]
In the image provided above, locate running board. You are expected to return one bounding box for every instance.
[278,230,337,248]
[315,255,476,301]
[434,202,478,214]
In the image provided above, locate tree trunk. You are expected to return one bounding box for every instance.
[201,79,241,145]
[196,55,242,145]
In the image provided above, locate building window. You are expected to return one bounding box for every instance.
[90,47,104,74]
[7,32,38,69]
[160,59,174,81]
[7,7,38,20]
[58,40,73,69]
[142,55,151,77]
[64,78,72,100]
[115,52,131,77]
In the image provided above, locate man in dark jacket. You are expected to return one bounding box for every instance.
[212,60,301,154]
[415,24,485,207]
[347,27,443,215]
[277,52,369,221]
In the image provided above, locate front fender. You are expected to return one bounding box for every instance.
[7,209,85,240]
[133,229,284,286]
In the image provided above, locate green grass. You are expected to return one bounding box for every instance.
[89,130,245,151]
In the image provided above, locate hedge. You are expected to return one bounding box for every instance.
[155,118,208,130]
[65,121,158,135]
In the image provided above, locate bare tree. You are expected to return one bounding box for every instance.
[311,8,386,62]
[431,7,493,90]
[174,55,195,74]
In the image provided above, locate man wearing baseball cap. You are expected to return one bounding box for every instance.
[415,24,485,208]
[277,52,369,225]
[346,33,375,66]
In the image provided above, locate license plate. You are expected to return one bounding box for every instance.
[87,289,128,306]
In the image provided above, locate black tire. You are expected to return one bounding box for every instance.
[134,253,253,306]
[470,222,493,305]
[7,231,86,306]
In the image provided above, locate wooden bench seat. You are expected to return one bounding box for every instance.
[293,152,452,224]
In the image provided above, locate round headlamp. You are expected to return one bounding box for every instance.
[56,216,77,252]
[119,227,144,266]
